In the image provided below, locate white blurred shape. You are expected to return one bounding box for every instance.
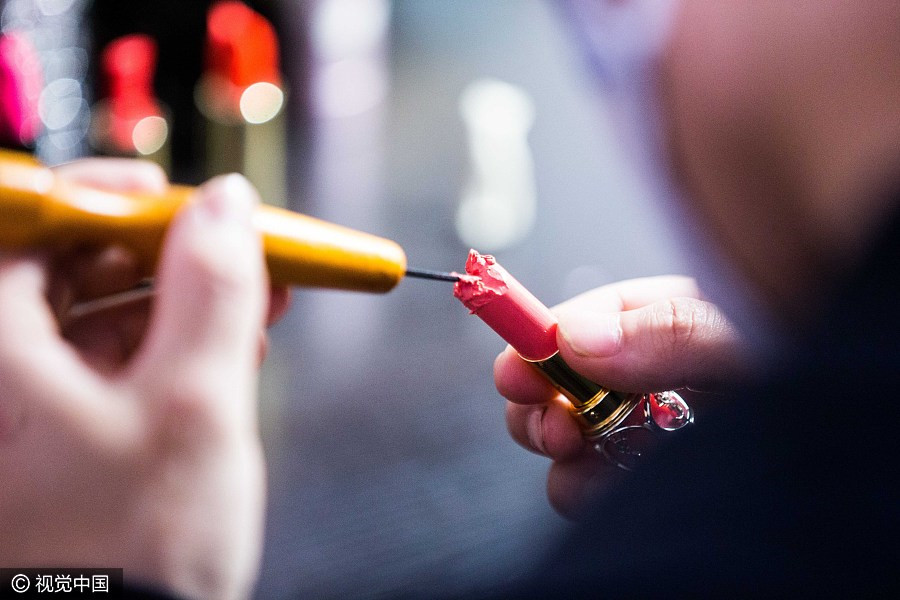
[48,127,82,150]
[312,0,390,61]
[39,47,88,81]
[37,0,77,17]
[240,81,284,124]
[561,264,614,299]
[132,116,168,155]
[456,78,537,251]
[37,77,84,130]
[314,56,387,119]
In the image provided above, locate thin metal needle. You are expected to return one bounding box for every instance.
[65,279,155,324]
[405,268,460,283]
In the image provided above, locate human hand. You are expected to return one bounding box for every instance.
[47,160,290,372]
[0,159,287,599]
[494,276,744,519]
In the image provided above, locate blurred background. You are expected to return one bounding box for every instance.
[1,0,685,597]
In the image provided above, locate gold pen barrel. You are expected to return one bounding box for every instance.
[0,150,406,293]
[254,204,405,291]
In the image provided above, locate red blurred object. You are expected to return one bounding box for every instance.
[100,34,163,153]
[0,32,43,147]
[206,1,280,92]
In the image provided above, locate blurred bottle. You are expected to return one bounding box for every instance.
[195,0,286,206]
[1,0,92,165]
[0,31,43,149]
[456,78,537,252]
[307,0,390,119]
[90,34,170,172]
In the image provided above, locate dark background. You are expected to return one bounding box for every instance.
[90,0,291,183]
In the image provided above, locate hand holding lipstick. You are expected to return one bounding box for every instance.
[0,159,287,599]
[493,275,745,519]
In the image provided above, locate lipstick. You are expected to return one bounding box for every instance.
[0,32,43,148]
[454,249,693,470]
[90,34,170,172]
[195,1,286,208]
[0,149,405,292]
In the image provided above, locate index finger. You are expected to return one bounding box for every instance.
[494,275,702,405]
[494,345,559,405]
[554,275,701,315]
[48,159,169,306]
[53,157,168,194]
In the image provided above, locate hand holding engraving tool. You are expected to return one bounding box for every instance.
[0,149,407,293]
[0,158,269,598]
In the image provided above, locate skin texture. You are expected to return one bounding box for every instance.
[3,0,899,587]
[498,0,900,518]
[0,160,288,599]
[494,276,742,518]
[660,0,900,322]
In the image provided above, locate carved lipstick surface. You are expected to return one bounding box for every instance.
[454,249,694,469]
[453,249,558,361]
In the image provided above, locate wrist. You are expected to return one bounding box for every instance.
[122,443,265,600]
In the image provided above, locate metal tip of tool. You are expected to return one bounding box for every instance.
[405,267,460,283]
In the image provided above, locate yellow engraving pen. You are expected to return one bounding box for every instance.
[0,149,410,293]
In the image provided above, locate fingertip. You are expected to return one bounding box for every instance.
[492,346,516,391]
[55,158,169,194]
[557,309,622,359]
[266,286,291,327]
[174,173,260,283]
[258,330,269,366]
[494,346,558,405]
[129,160,168,194]
[133,174,265,386]
[547,452,622,521]
[195,173,260,218]
[556,309,632,390]
[506,398,585,461]
[506,402,546,456]
[541,397,587,461]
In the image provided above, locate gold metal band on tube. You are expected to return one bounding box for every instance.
[527,352,642,440]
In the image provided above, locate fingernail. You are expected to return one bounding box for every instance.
[194,174,257,225]
[526,406,547,454]
[558,311,622,357]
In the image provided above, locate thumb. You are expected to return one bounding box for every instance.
[132,175,266,428]
[557,297,743,393]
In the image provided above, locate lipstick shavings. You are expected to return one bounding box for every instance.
[453,249,509,313]
[452,248,559,360]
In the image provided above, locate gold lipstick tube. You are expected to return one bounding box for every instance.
[528,352,693,470]
[0,149,406,292]
[527,352,643,441]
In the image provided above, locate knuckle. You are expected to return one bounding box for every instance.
[658,297,700,353]
[505,402,534,451]
[504,402,523,439]
[181,238,253,294]
[157,375,229,441]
